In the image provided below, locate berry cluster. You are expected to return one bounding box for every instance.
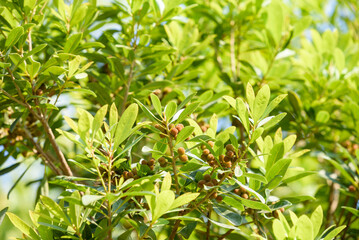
[219,144,240,169]
[158,157,168,167]
[155,123,184,139]
[177,147,188,162]
[233,186,249,199]
[272,208,285,218]
[122,169,139,180]
[197,174,223,202]
[141,158,156,170]
[341,140,359,156]
[200,141,216,166]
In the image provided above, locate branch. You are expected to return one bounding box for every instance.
[168,134,180,195]
[23,126,62,175]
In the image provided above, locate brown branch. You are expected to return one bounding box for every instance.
[218,229,234,240]
[206,207,211,240]
[23,127,62,175]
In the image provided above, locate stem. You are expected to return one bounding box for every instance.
[230,19,237,82]
[23,126,62,175]
[139,222,154,240]
[206,207,211,240]
[218,229,234,240]
[168,134,180,195]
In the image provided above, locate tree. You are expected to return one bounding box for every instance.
[0,0,357,239]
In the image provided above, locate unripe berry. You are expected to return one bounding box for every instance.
[178,147,185,155]
[273,210,279,218]
[141,160,148,165]
[148,159,155,166]
[123,171,129,179]
[234,189,240,195]
[155,124,163,131]
[349,185,356,192]
[201,154,207,161]
[280,207,285,213]
[179,155,188,162]
[240,186,247,193]
[216,195,223,202]
[211,192,218,199]
[226,150,234,158]
[176,124,184,131]
[247,208,254,215]
[127,172,134,178]
[160,162,167,167]
[241,193,249,199]
[219,155,225,162]
[205,182,214,187]
[201,144,207,150]
[223,161,232,168]
[170,128,178,136]
[224,156,231,162]
[211,179,218,185]
[158,157,166,164]
[203,149,210,155]
[201,126,207,132]
[208,141,214,147]
[203,174,211,182]
[207,154,214,161]
[198,180,206,188]
[226,144,235,151]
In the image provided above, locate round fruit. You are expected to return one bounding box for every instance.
[349,185,356,192]
[224,156,231,162]
[233,189,240,195]
[148,159,155,166]
[201,144,207,150]
[219,155,225,162]
[208,141,214,147]
[158,157,166,164]
[141,160,148,165]
[223,161,232,168]
[279,207,285,213]
[226,150,234,158]
[226,144,235,151]
[203,149,210,155]
[241,193,249,199]
[170,128,178,136]
[201,126,207,132]
[273,210,279,218]
[203,174,211,182]
[178,147,185,155]
[127,172,134,178]
[207,154,215,161]
[211,179,218,185]
[198,180,206,188]
[179,155,188,162]
[176,124,184,131]
[205,182,214,187]
[216,195,223,202]
[211,192,218,199]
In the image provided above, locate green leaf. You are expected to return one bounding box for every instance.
[176,102,200,124]
[341,207,359,218]
[266,142,285,170]
[246,83,255,111]
[282,171,316,184]
[250,127,264,144]
[208,218,240,230]
[243,173,268,184]
[161,172,172,191]
[263,113,286,130]
[0,163,20,175]
[262,94,287,118]
[64,33,83,53]
[165,101,177,121]
[40,196,70,224]
[135,99,161,123]
[266,158,292,185]
[150,93,162,116]
[0,207,8,225]
[171,193,200,209]
[212,206,242,226]
[322,225,346,240]
[240,198,270,211]
[273,219,287,240]
[326,158,356,185]
[113,103,138,149]
[82,195,104,206]
[334,48,345,72]
[253,85,270,124]
[152,190,175,222]
[109,103,118,128]
[266,1,283,45]
[310,205,323,237]
[222,197,244,211]
[0,62,11,68]
[223,96,236,109]
[92,105,108,138]
[296,215,313,240]
[235,98,250,133]
[175,126,194,144]
[5,27,24,49]
[6,212,39,240]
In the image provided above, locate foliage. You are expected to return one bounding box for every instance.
[0,0,358,239]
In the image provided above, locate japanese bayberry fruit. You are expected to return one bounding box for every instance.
[204,174,211,182]
[219,155,225,162]
[224,156,231,162]
[226,144,234,151]
[141,160,148,165]
[247,208,254,215]
[203,149,210,155]
[211,179,218,185]
[158,157,166,164]
[123,171,129,179]
[155,124,163,131]
[349,185,356,192]
[223,161,232,168]
[148,158,155,166]
[216,195,223,202]
[241,193,249,199]
[205,182,214,187]
[201,126,207,132]
[273,210,279,218]
[127,172,134,178]
[208,141,214,147]
[169,123,175,129]
[240,186,247,193]
[207,154,215,161]
[176,124,184,131]
[178,147,185,155]
[211,192,218,199]
[218,173,224,179]
[234,189,240,195]
[226,150,234,158]
[201,144,207,150]
[179,155,188,162]
[170,128,178,136]
[280,207,285,213]
[198,180,206,188]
